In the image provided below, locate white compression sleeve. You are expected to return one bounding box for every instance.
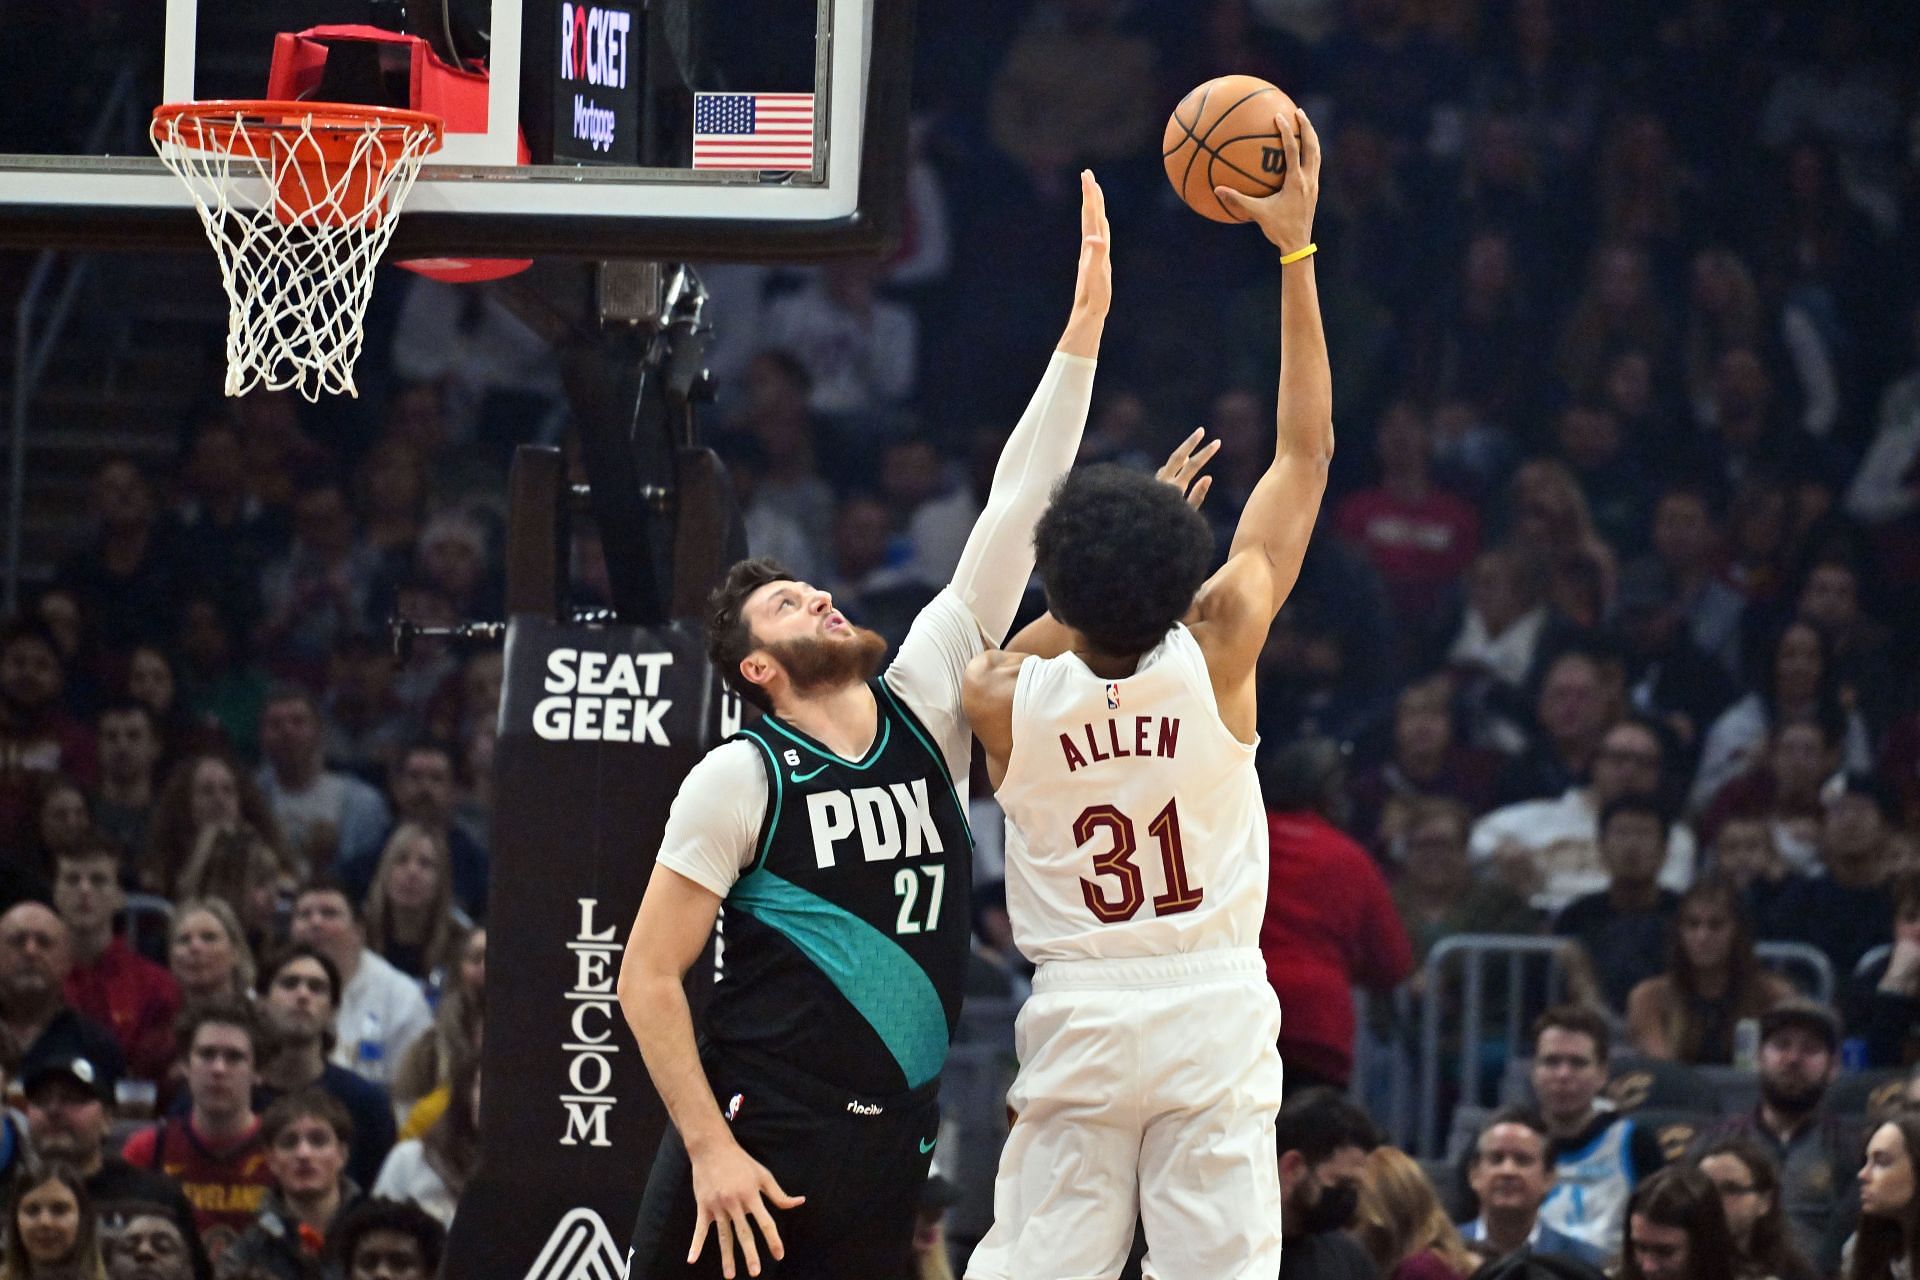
[949,350,1096,645]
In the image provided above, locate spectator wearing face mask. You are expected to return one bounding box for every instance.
[1274,1088,1383,1280]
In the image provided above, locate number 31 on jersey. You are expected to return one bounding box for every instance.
[1077,799,1204,923]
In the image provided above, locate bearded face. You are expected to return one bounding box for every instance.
[762,624,888,696]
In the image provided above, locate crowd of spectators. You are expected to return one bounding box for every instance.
[1,0,1919,1274]
[1275,1010,1920,1280]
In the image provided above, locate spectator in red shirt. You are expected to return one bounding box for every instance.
[55,836,181,1083]
[121,1000,272,1263]
[1335,401,1480,628]
[1259,739,1414,1097]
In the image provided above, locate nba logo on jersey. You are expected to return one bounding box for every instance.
[1105,682,1120,710]
[726,1093,744,1121]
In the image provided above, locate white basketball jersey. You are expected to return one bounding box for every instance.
[995,624,1267,964]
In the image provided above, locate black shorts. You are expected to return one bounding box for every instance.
[628,1050,941,1280]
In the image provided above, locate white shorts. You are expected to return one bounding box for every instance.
[964,948,1285,1280]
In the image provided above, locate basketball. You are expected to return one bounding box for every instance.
[1163,75,1299,223]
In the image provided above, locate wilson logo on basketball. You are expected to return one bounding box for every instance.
[1260,147,1285,176]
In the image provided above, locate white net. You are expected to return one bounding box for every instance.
[151,104,441,401]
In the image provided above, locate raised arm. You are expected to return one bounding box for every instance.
[947,172,1111,644]
[1191,108,1332,682]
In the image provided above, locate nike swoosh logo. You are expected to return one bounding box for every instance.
[919,1137,937,1154]
[789,765,829,783]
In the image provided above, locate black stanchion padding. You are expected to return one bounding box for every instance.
[444,614,743,1278]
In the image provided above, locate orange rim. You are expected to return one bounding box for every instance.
[154,100,443,227]
[153,100,444,148]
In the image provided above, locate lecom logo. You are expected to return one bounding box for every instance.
[526,1208,627,1280]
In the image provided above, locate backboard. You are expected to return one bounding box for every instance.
[0,0,909,261]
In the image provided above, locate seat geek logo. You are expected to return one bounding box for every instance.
[534,649,673,744]
[554,2,638,163]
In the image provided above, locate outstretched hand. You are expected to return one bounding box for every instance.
[1155,428,1219,509]
[1215,108,1322,255]
[1070,169,1112,318]
[688,1139,805,1278]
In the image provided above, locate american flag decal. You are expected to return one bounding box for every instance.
[692,92,815,170]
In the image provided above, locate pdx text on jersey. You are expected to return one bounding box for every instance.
[1058,715,1181,773]
[534,649,673,744]
[806,778,945,868]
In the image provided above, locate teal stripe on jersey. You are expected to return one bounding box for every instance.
[736,729,785,873]
[727,869,950,1086]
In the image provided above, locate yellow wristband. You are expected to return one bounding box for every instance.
[1278,242,1317,265]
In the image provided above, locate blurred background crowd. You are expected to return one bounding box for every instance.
[2,0,1920,1276]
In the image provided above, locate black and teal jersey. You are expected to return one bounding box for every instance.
[704,677,973,1095]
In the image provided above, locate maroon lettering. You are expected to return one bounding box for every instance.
[1106,719,1129,759]
[1059,732,1088,773]
[1133,715,1152,756]
[1157,717,1180,759]
[1083,723,1110,763]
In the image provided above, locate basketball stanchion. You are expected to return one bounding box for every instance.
[150,100,444,400]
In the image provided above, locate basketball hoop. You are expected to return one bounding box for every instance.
[151,101,444,401]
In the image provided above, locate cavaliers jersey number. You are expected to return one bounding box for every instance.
[1075,798,1205,924]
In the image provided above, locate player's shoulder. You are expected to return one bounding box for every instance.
[687,737,775,790]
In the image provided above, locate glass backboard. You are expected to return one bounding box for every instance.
[0,0,907,260]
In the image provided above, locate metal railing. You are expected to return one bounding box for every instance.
[1416,934,1574,1154]
[1408,933,1839,1154]
[1352,986,1417,1151]
[6,64,142,611]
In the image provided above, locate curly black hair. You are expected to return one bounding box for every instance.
[1033,466,1214,657]
[326,1198,447,1273]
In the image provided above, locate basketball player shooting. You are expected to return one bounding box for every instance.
[960,108,1329,1280]
[616,174,1132,1280]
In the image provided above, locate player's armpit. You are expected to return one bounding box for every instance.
[1185,547,1282,674]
